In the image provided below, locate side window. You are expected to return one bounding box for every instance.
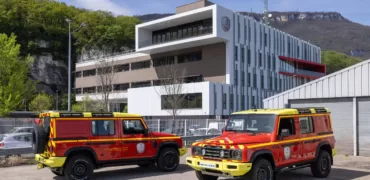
[13,135,22,141]
[92,120,115,136]
[278,117,296,136]
[123,120,145,135]
[299,116,314,134]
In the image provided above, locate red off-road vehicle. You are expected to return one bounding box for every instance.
[33,112,187,180]
[187,107,336,180]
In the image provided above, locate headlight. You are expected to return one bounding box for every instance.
[192,146,202,156]
[231,150,242,160]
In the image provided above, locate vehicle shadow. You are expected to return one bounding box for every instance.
[276,167,370,180]
[53,164,193,180]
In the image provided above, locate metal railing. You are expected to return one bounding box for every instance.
[0,118,226,156]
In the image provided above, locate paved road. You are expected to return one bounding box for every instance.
[1,153,370,180]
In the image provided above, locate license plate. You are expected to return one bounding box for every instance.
[199,162,216,169]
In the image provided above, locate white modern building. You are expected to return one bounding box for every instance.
[263,59,370,157]
[75,0,324,118]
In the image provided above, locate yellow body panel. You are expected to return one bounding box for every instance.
[35,154,66,168]
[186,157,252,177]
[332,148,337,157]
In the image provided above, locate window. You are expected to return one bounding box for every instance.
[264,33,267,47]
[241,95,245,110]
[234,46,238,61]
[214,88,217,110]
[253,73,257,88]
[299,117,314,134]
[234,70,238,85]
[267,54,271,69]
[83,69,96,77]
[74,88,82,94]
[113,83,129,91]
[222,93,226,109]
[229,94,234,111]
[278,118,295,136]
[226,114,276,133]
[178,51,202,64]
[114,64,129,72]
[97,85,111,93]
[259,52,262,67]
[75,71,81,78]
[251,95,255,108]
[247,48,251,65]
[241,71,245,86]
[92,120,115,136]
[131,81,151,88]
[161,93,202,109]
[153,56,175,66]
[131,60,150,70]
[241,47,245,63]
[272,53,276,70]
[83,87,96,94]
[247,72,251,87]
[123,120,145,134]
[261,75,264,89]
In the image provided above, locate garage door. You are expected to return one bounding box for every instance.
[289,98,354,156]
[358,97,370,156]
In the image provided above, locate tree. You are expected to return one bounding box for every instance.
[95,52,117,112]
[322,51,362,74]
[29,93,52,112]
[72,94,98,112]
[0,33,35,116]
[155,60,187,132]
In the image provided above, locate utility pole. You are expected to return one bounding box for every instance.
[65,19,86,112]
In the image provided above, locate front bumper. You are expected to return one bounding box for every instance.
[179,147,188,156]
[35,154,66,169]
[186,156,252,178]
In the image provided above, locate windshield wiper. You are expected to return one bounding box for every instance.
[226,129,257,135]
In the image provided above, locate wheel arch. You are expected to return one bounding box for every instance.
[316,142,333,165]
[155,141,180,157]
[64,147,98,168]
[249,149,276,169]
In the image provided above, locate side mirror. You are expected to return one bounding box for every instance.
[279,129,290,139]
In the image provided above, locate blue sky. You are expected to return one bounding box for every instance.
[60,0,370,26]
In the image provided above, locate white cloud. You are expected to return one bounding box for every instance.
[74,0,133,15]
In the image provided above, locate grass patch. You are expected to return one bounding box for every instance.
[0,155,37,168]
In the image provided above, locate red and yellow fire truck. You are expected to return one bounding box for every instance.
[32,112,187,180]
[187,107,336,180]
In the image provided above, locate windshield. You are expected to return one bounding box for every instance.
[0,134,4,141]
[226,114,276,133]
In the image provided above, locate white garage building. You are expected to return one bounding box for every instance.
[263,59,370,157]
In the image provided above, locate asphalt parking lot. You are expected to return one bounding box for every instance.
[1,152,370,180]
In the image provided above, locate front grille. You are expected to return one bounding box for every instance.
[203,145,231,160]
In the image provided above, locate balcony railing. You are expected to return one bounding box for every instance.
[139,26,213,48]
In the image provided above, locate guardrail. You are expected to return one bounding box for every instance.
[0,135,218,157]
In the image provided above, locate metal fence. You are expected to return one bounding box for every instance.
[0,117,227,157]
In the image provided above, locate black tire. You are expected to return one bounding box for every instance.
[311,150,332,178]
[63,155,94,180]
[195,171,218,180]
[32,125,47,154]
[245,158,274,180]
[51,169,64,176]
[156,148,180,172]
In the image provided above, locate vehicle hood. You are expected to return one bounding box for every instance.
[198,133,272,146]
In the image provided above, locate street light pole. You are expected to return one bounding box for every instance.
[65,19,86,112]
